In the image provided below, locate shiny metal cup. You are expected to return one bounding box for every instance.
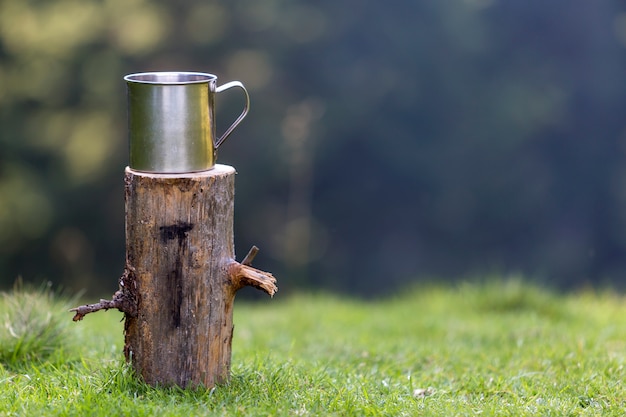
[124,71,250,173]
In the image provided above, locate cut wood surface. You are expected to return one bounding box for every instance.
[71,164,277,388]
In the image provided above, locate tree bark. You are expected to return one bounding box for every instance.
[71,164,277,388]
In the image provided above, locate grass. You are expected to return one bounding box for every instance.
[0,281,72,366]
[1,279,626,415]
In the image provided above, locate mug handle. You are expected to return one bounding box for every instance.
[214,81,250,149]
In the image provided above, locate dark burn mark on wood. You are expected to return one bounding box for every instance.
[160,222,194,329]
[159,222,194,243]
[167,257,184,328]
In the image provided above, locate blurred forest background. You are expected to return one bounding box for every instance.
[1,0,626,296]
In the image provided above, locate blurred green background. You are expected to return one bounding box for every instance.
[1,0,626,296]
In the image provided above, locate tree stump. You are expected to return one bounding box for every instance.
[71,164,277,388]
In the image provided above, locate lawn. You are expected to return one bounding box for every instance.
[1,280,626,416]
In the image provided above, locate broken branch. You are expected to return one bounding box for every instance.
[241,245,259,266]
[70,264,137,321]
[70,289,136,321]
[229,261,278,296]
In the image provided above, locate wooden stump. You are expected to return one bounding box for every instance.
[71,164,277,388]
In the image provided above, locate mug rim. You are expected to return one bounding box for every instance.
[124,71,217,85]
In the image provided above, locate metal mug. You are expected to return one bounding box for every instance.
[124,71,250,173]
